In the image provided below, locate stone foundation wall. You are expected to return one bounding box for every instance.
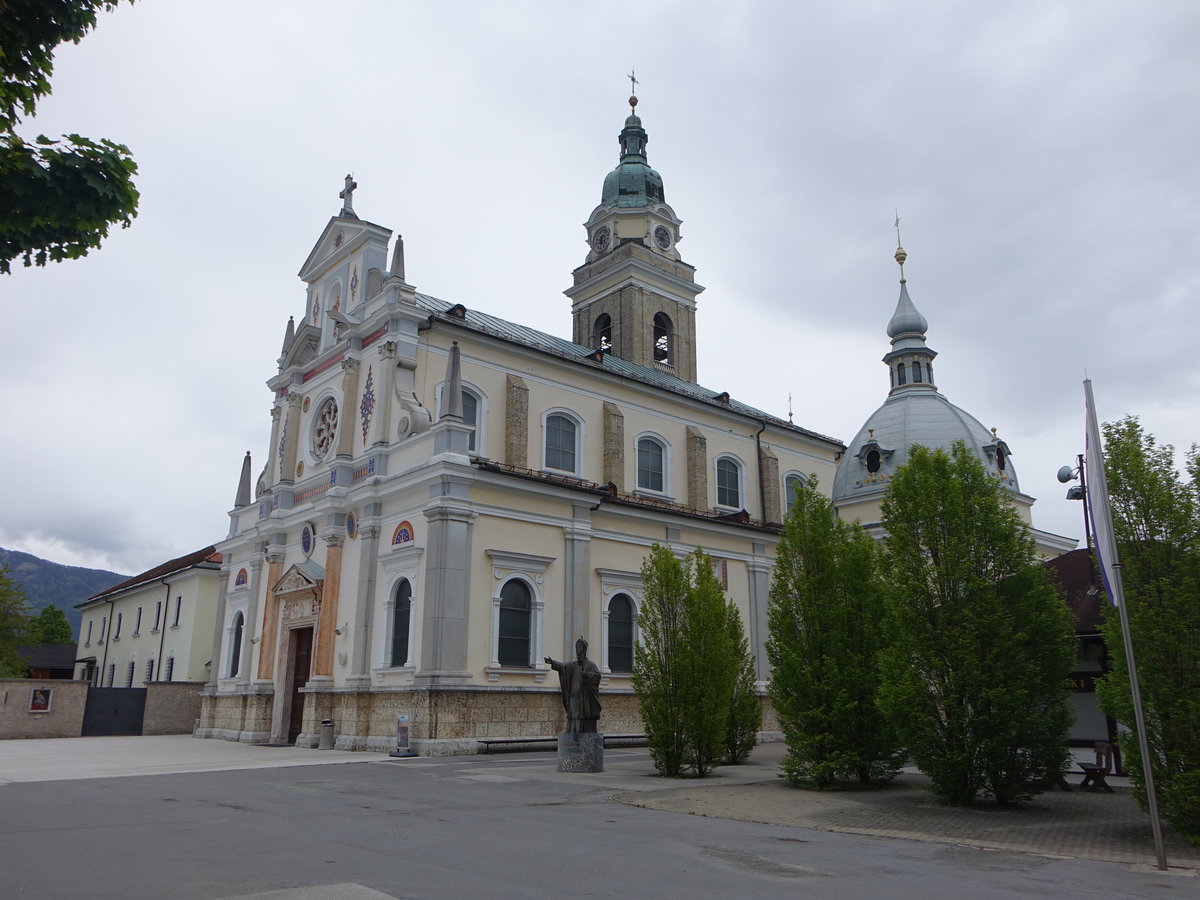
[198,686,778,756]
[0,679,88,739]
[142,682,204,735]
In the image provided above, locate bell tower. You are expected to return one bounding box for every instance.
[565,92,704,383]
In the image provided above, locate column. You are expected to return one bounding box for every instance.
[416,492,476,684]
[747,542,772,682]
[279,393,303,485]
[336,358,360,459]
[563,504,593,655]
[256,545,286,681]
[264,404,282,491]
[346,520,381,687]
[205,559,232,691]
[312,535,344,678]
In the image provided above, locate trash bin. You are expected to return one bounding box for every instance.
[318,718,335,750]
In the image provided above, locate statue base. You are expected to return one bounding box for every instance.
[557,732,604,773]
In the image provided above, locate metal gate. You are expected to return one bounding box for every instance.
[81,687,146,736]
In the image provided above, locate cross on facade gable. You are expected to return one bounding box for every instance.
[339,174,358,218]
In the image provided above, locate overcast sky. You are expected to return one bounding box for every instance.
[3,1,1197,576]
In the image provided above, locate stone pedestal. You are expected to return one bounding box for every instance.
[557,732,604,773]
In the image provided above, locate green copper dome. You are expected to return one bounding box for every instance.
[601,112,665,208]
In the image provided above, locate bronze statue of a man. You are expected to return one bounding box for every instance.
[545,636,602,733]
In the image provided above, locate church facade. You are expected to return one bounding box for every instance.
[197,100,844,753]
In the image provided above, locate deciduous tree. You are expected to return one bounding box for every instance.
[1094,417,1200,844]
[633,546,740,777]
[879,441,1074,805]
[29,604,73,643]
[1,1,139,273]
[0,567,34,676]
[767,478,903,787]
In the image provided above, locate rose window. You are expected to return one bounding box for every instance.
[311,397,339,459]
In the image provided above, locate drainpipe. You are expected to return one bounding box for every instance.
[753,419,767,521]
[156,580,171,682]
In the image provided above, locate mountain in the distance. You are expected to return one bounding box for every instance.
[0,548,130,641]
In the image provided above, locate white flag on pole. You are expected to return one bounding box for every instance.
[1084,379,1124,607]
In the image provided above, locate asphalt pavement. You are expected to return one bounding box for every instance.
[1,735,1195,899]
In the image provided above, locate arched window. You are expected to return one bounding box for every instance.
[896,363,907,386]
[229,612,244,677]
[912,360,923,383]
[125,660,136,688]
[608,593,635,674]
[461,390,478,452]
[497,579,532,667]
[653,312,672,364]
[391,579,412,666]
[593,313,612,352]
[544,412,579,473]
[716,456,742,508]
[144,659,156,683]
[637,436,665,492]
[785,472,806,510]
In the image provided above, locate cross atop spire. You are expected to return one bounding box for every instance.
[628,68,639,95]
[893,209,907,282]
[339,174,359,219]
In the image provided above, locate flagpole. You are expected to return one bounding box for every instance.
[1084,379,1167,870]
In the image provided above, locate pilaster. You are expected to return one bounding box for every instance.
[416,490,477,684]
[505,374,529,467]
[602,402,624,489]
[313,535,344,678]
[686,426,708,509]
[336,358,360,458]
[346,519,381,687]
[279,393,303,485]
[256,544,286,681]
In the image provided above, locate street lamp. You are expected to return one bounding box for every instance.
[1057,453,1091,552]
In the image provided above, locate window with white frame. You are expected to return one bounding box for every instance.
[390,579,413,667]
[636,435,668,493]
[98,616,106,644]
[543,411,581,474]
[486,550,552,677]
[784,472,806,511]
[114,611,123,640]
[134,606,142,635]
[172,596,182,627]
[607,593,636,674]
[497,579,533,667]
[153,600,162,631]
[85,619,93,645]
[716,455,743,508]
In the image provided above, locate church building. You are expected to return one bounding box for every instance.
[197,97,845,753]
[831,241,1075,560]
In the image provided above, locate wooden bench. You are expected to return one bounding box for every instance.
[1078,740,1115,793]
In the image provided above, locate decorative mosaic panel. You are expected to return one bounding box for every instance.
[234,568,248,587]
[360,367,375,443]
[392,520,415,545]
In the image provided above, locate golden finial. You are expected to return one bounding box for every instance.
[894,210,907,282]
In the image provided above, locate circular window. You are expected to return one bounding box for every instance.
[311,397,339,459]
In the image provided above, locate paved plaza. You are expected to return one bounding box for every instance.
[1,735,1195,898]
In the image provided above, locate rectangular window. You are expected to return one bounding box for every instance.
[98,616,106,644]
[164,657,175,682]
[153,601,162,631]
[106,663,115,687]
[85,619,93,645]
[134,606,142,636]
[144,659,155,683]
[114,612,123,640]
[125,661,136,688]
[172,596,182,627]
[91,667,100,688]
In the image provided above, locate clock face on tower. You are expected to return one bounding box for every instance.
[653,225,671,250]
[592,226,610,254]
